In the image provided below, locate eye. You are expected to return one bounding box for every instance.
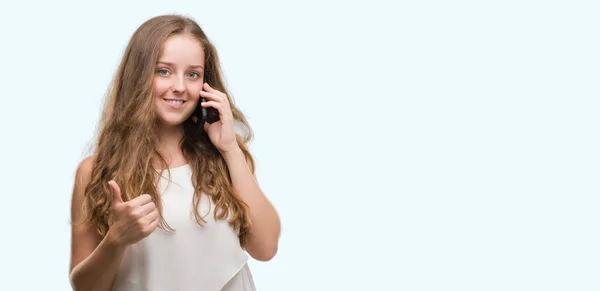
[157,68,170,76]
[188,72,200,79]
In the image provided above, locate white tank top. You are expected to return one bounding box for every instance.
[112,164,256,291]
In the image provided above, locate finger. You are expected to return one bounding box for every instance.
[201,101,233,123]
[108,180,124,205]
[144,208,159,223]
[203,82,217,92]
[201,101,231,118]
[142,209,160,229]
[199,90,225,103]
[200,100,224,110]
[148,215,160,230]
[132,201,157,218]
[203,83,227,99]
[141,213,160,237]
[128,193,153,207]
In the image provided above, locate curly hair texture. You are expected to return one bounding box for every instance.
[77,14,255,247]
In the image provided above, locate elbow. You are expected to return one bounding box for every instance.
[253,247,278,262]
[246,218,281,262]
[69,271,85,291]
[248,242,278,262]
[69,268,78,290]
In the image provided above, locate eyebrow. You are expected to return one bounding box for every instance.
[157,61,204,69]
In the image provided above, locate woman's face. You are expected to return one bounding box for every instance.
[153,34,205,127]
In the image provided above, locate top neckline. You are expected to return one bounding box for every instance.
[156,164,190,171]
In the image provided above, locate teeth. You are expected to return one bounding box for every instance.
[166,100,184,105]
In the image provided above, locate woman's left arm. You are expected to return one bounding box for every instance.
[200,82,281,261]
[222,144,281,261]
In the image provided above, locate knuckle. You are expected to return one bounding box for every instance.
[135,219,145,228]
[143,225,155,236]
[127,209,138,218]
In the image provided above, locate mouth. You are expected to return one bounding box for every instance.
[163,98,186,109]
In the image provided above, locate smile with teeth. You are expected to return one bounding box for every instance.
[163,98,186,105]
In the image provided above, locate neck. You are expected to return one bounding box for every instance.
[155,123,186,167]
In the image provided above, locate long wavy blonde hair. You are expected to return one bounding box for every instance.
[80,14,255,247]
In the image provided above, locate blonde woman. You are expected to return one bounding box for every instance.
[69,14,280,291]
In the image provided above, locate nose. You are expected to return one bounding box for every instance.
[171,75,185,93]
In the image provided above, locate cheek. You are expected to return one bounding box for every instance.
[187,84,203,100]
[153,78,171,96]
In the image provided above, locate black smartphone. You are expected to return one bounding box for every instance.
[194,80,220,127]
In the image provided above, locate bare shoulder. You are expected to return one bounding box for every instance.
[71,155,97,224]
[70,155,102,272]
[74,155,96,189]
[71,155,97,219]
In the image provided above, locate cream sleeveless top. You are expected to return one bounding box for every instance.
[112,164,256,291]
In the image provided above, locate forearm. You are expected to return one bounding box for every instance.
[223,148,281,260]
[70,236,126,291]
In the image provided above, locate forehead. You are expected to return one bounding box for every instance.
[159,34,205,65]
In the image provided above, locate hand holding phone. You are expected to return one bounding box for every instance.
[200,96,220,125]
[194,79,220,127]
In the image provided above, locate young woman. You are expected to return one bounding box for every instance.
[69,14,280,291]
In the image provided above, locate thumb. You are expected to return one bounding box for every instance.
[108,180,124,206]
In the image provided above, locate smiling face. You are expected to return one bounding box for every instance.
[153,33,205,127]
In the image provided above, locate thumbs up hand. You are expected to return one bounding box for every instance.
[105,180,159,247]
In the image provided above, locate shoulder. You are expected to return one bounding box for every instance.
[74,155,97,189]
[71,156,97,226]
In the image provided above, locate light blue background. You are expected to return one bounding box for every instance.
[0,0,598,290]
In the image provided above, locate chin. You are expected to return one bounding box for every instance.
[155,104,195,127]
[156,114,192,127]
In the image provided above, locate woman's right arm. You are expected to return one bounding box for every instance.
[69,156,125,291]
[69,156,159,291]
